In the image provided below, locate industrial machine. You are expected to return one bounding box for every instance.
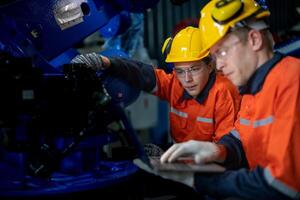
[0,0,299,198]
[0,0,159,198]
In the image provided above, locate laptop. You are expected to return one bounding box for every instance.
[148,156,225,172]
[121,110,225,173]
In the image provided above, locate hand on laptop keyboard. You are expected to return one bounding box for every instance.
[160,140,226,164]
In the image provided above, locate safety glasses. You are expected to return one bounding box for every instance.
[174,64,207,78]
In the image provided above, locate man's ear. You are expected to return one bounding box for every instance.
[248,29,263,51]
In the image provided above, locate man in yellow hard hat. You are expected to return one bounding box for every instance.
[71,26,241,199]
[72,26,240,145]
[141,0,300,199]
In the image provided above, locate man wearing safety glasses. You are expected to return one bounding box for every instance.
[71,26,241,199]
[136,0,300,199]
[71,26,240,146]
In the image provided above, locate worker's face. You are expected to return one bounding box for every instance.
[174,60,211,98]
[210,31,258,87]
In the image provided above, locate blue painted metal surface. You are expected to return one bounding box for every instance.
[0,161,138,197]
[0,0,119,71]
[0,0,160,198]
[100,49,141,107]
[99,11,132,38]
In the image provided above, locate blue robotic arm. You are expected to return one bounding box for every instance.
[0,0,159,70]
[0,0,160,198]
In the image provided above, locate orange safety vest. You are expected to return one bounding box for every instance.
[234,56,300,197]
[154,69,240,143]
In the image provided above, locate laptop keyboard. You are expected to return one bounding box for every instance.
[150,157,194,171]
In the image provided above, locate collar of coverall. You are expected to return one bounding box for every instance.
[239,52,284,95]
[182,71,216,104]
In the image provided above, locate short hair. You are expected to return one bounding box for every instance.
[231,26,274,51]
[202,56,212,66]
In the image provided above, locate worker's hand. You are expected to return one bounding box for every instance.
[133,158,194,187]
[71,52,110,71]
[160,140,226,164]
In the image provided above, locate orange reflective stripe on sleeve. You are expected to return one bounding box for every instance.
[264,168,300,199]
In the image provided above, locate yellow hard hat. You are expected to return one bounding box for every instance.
[199,0,270,51]
[162,26,209,63]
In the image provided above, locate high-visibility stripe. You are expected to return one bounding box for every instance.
[253,116,274,128]
[170,107,188,118]
[170,107,213,124]
[240,118,250,126]
[264,168,300,199]
[238,116,274,128]
[230,129,240,140]
[196,117,213,123]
